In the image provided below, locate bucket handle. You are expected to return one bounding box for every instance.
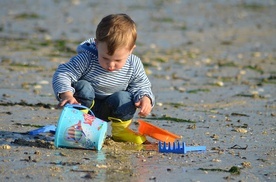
[65,104,95,116]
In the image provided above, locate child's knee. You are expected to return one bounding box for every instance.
[109,91,133,105]
[72,80,95,106]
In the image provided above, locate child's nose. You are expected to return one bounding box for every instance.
[107,62,115,71]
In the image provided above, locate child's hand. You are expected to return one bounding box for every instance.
[58,91,79,107]
[135,96,152,117]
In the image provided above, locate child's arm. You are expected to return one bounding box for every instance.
[127,55,155,114]
[53,51,93,106]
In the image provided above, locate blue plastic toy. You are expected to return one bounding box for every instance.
[158,141,206,154]
[29,125,56,135]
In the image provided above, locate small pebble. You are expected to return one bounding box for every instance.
[212,158,221,162]
[34,151,41,155]
[215,81,224,86]
[242,161,251,168]
[96,164,107,168]
[235,128,247,133]
[0,145,11,150]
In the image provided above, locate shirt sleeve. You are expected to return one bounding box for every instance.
[127,55,155,106]
[52,53,91,100]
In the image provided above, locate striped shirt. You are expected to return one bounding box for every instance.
[52,38,155,105]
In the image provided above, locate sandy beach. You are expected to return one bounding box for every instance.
[0,0,275,181]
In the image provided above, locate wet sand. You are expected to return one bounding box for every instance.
[0,0,275,181]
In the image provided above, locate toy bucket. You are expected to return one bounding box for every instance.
[138,119,181,143]
[54,104,107,150]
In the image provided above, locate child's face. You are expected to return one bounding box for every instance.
[96,41,135,72]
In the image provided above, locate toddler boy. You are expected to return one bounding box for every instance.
[52,14,155,144]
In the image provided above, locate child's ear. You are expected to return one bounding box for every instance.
[130,44,136,54]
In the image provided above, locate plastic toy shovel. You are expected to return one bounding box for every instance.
[29,125,56,135]
[138,120,181,143]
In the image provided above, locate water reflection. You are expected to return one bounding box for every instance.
[96,150,106,161]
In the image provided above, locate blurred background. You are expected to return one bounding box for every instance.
[1,0,275,50]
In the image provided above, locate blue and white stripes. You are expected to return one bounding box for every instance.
[52,38,155,105]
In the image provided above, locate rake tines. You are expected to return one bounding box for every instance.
[158,141,206,154]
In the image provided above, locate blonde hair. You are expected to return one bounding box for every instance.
[96,14,137,55]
